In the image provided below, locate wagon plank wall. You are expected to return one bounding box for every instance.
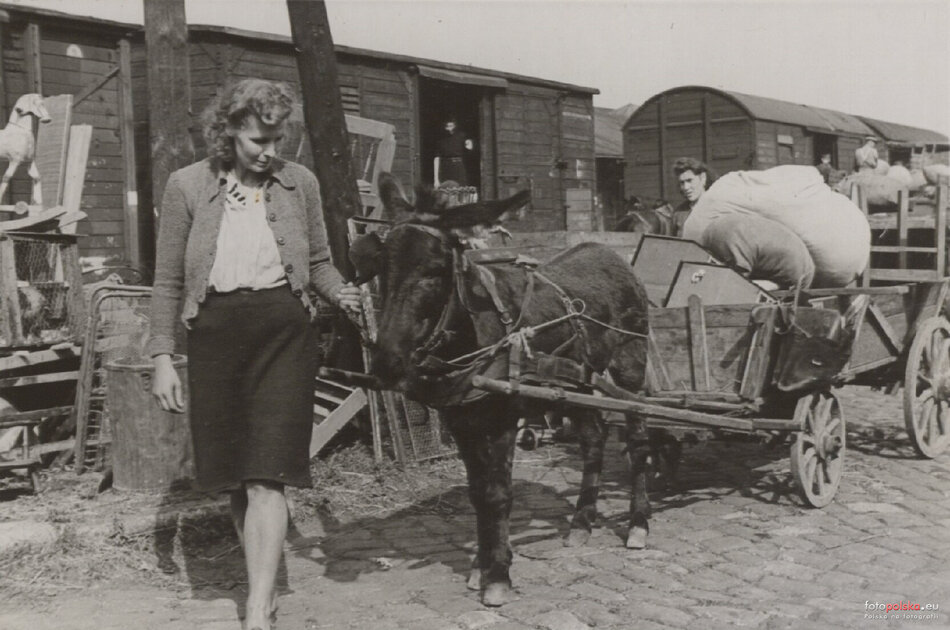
[4,9,596,270]
[2,15,128,261]
[494,86,595,232]
[560,94,596,231]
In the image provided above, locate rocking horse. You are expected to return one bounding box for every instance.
[0,93,51,209]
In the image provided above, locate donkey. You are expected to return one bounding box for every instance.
[348,174,654,606]
[613,195,683,235]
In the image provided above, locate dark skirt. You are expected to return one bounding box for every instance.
[186,285,318,492]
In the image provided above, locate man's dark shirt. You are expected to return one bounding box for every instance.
[437,131,468,158]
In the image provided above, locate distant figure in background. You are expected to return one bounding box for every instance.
[816,152,834,184]
[854,136,879,172]
[671,157,715,235]
[434,117,474,187]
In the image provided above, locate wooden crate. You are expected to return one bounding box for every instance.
[856,184,949,284]
[0,231,85,348]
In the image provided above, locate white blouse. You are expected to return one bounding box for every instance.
[207,172,287,292]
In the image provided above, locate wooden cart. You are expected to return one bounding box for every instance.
[473,292,846,508]
[796,182,950,458]
[469,233,851,508]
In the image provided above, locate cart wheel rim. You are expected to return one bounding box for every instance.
[904,317,950,458]
[791,391,845,508]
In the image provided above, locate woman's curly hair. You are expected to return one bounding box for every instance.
[201,79,298,164]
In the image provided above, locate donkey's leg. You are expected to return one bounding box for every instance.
[625,413,652,549]
[565,409,608,547]
[444,412,487,592]
[652,428,682,491]
[449,402,519,606]
[479,408,519,606]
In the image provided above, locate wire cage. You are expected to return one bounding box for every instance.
[347,217,455,463]
[73,285,152,473]
[0,231,85,348]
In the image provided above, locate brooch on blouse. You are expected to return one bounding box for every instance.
[226,179,263,208]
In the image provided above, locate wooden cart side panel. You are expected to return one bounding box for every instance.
[739,306,779,399]
[647,303,763,395]
[686,295,711,391]
[809,285,945,376]
[847,304,902,372]
[645,328,674,392]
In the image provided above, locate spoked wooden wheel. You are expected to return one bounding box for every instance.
[790,391,845,508]
[903,317,950,458]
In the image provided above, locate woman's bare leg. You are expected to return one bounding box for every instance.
[242,480,286,630]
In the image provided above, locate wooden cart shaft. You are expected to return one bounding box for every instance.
[471,375,799,433]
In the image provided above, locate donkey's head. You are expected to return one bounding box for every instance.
[348,173,531,395]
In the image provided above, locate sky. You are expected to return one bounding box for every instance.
[8,0,950,135]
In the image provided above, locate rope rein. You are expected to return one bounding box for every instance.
[437,271,648,371]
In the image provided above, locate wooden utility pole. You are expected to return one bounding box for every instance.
[287,0,360,279]
[144,0,194,233]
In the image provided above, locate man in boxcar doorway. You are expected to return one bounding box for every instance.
[671,157,714,236]
[854,136,879,172]
[434,117,474,187]
[816,152,834,184]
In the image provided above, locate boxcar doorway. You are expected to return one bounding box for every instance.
[420,78,482,193]
[813,133,838,168]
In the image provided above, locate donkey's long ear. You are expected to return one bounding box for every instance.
[378,173,415,221]
[348,232,384,285]
[418,189,532,229]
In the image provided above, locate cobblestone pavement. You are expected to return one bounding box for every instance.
[2,386,950,630]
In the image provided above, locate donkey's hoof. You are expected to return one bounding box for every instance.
[466,568,482,591]
[564,527,591,547]
[481,581,515,607]
[625,526,648,549]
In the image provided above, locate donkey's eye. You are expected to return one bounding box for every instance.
[811,358,825,367]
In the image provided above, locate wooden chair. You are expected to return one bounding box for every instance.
[344,114,395,216]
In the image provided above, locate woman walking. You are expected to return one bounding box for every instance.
[147,78,361,630]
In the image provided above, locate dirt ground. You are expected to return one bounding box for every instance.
[2,387,950,629]
[0,443,467,606]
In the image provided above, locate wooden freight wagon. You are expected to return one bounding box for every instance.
[0,4,601,272]
[622,85,947,203]
[125,24,600,266]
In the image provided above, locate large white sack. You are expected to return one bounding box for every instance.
[874,160,891,175]
[887,164,914,189]
[909,169,928,191]
[683,165,870,288]
[924,164,950,185]
[834,171,905,207]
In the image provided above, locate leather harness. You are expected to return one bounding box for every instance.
[401,224,620,407]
